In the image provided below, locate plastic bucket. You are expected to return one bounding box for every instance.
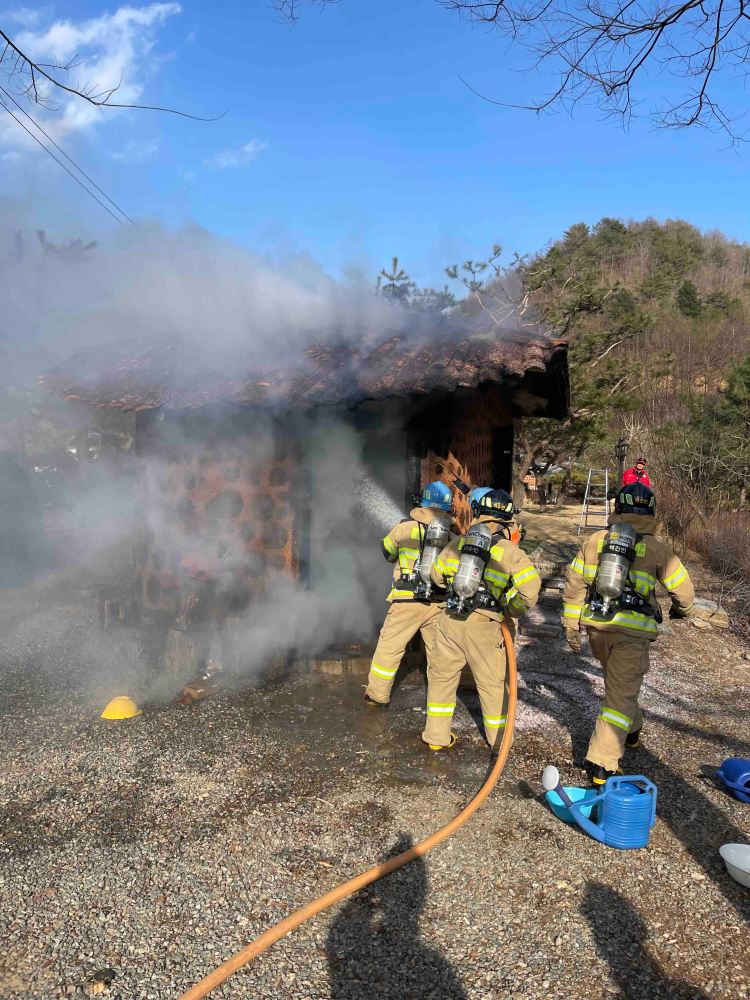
[545,786,599,824]
[719,844,750,888]
[716,758,750,803]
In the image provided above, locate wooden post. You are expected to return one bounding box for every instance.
[173,576,215,630]
[161,627,210,682]
[161,576,215,683]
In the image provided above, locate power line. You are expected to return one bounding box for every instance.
[0,98,128,229]
[0,84,136,228]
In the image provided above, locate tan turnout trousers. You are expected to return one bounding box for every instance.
[365,601,441,704]
[421,612,510,750]
[586,629,649,771]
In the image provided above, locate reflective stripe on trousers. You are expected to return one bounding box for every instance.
[365,601,441,705]
[586,628,649,772]
[422,611,510,751]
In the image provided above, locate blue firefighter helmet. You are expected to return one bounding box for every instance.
[469,486,492,506]
[419,481,453,511]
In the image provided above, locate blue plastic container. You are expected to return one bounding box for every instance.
[569,776,657,850]
[716,758,750,803]
[545,786,599,824]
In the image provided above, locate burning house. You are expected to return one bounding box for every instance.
[39,327,568,683]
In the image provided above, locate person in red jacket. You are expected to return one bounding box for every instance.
[622,458,651,487]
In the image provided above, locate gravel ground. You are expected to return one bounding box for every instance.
[1,593,749,1000]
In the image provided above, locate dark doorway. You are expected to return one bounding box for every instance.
[492,425,514,492]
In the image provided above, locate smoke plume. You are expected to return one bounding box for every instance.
[0,208,426,701]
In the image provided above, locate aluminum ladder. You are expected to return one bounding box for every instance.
[578,468,610,534]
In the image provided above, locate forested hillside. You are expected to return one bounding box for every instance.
[510,220,749,497]
[381,217,750,616]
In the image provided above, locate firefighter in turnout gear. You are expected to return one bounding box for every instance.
[364,481,460,707]
[562,481,695,785]
[422,489,541,751]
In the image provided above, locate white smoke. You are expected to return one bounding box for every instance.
[1,215,451,388]
[0,207,423,701]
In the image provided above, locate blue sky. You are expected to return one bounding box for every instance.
[2,0,749,287]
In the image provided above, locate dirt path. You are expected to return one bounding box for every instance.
[0,585,749,1000]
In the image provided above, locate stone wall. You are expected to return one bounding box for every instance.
[133,407,306,617]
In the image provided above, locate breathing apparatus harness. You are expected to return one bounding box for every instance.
[443,520,515,617]
[442,490,519,616]
[587,522,662,623]
[394,513,452,603]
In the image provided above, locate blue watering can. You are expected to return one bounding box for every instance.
[542,766,657,850]
[715,758,750,803]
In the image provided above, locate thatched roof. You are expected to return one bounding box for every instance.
[38,329,569,418]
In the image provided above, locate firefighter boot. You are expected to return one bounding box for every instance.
[625,728,642,749]
[591,764,624,787]
[363,692,388,708]
[428,733,456,751]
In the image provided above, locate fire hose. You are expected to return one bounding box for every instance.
[178,618,518,1000]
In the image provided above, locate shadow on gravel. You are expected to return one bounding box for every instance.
[513,644,599,754]
[513,645,750,924]
[637,748,750,924]
[645,711,750,758]
[325,834,466,1000]
[582,881,710,999]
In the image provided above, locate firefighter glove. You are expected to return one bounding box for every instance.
[565,627,582,653]
[668,605,691,620]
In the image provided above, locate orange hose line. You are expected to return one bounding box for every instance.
[179,620,518,1000]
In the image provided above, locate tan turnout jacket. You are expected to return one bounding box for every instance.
[430,515,540,621]
[562,513,695,640]
[381,507,459,602]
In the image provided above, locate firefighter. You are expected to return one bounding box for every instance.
[364,481,460,707]
[622,457,651,487]
[562,481,695,785]
[422,489,541,751]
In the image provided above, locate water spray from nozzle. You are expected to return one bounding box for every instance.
[353,476,404,533]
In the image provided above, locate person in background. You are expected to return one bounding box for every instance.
[622,458,651,487]
[363,481,461,708]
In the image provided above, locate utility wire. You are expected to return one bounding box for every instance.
[0,84,136,228]
[0,98,128,229]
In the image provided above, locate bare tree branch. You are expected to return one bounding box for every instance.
[275,0,750,140]
[445,0,750,140]
[0,28,225,120]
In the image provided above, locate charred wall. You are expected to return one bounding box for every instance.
[132,385,511,623]
[133,407,307,617]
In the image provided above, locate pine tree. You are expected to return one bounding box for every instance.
[676,280,702,317]
[376,257,415,305]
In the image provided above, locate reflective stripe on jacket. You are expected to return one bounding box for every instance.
[562,513,695,640]
[431,515,540,621]
[380,507,459,602]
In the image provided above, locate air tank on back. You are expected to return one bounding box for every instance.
[595,521,637,614]
[416,515,451,598]
[449,522,493,613]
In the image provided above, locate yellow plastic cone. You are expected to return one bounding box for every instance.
[101,696,142,720]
